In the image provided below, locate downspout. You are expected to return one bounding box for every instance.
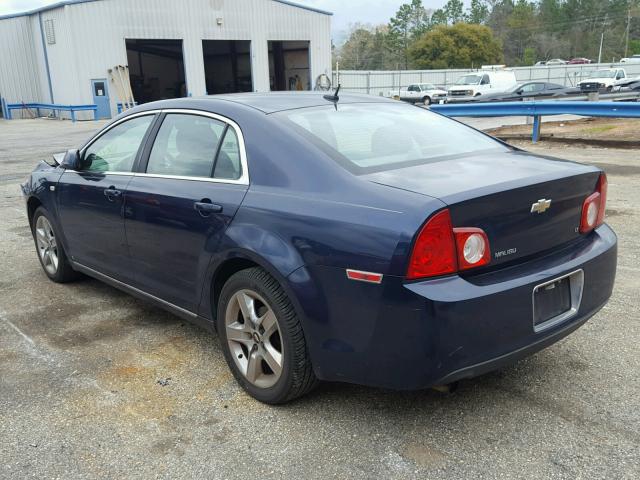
[38,12,55,104]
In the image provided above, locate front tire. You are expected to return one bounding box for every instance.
[216,267,318,404]
[31,206,79,283]
[423,96,431,105]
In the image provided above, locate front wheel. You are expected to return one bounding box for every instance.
[216,267,318,404]
[31,206,79,283]
[423,96,431,105]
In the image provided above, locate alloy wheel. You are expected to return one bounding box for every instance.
[35,216,59,275]
[225,289,284,389]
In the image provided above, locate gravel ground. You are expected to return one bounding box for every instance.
[0,118,639,479]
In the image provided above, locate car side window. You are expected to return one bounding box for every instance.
[481,74,490,85]
[523,83,543,93]
[213,127,242,180]
[146,114,226,178]
[82,115,154,173]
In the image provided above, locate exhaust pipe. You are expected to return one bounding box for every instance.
[431,382,459,394]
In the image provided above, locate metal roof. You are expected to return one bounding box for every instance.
[0,0,332,20]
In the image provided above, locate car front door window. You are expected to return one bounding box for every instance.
[82,115,154,173]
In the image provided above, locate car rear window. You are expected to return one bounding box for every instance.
[278,103,507,173]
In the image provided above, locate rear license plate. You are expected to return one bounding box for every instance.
[532,270,583,332]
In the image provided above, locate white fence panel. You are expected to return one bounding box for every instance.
[334,63,640,96]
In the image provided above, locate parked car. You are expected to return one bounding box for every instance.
[545,58,568,65]
[447,69,517,102]
[22,93,617,404]
[620,54,640,64]
[534,61,546,66]
[578,68,626,92]
[568,57,592,64]
[391,83,447,105]
[473,82,577,102]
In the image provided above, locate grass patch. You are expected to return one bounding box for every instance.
[582,125,617,134]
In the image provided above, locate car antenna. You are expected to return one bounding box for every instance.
[323,84,341,106]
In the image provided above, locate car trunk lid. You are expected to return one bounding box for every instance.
[364,150,601,267]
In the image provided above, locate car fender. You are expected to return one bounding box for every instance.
[22,163,69,247]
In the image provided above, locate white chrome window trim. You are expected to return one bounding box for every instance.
[75,108,250,186]
[79,110,161,158]
[146,108,249,185]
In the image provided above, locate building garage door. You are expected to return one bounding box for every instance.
[202,40,253,95]
[268,41,310,91]
[126,39,186,104]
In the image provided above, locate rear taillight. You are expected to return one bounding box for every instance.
[406,209,491,280]
[580,173,607,233]
[406,210,457,280]
[453,228,491,271]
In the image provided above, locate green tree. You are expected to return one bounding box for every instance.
[506,0,537,64]
[409,23,504,69]
[466,0,490,24]
[338,24,395,70]
[388,0,431,68]
[443,0,465,24]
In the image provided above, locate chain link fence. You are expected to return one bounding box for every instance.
[333,63,640,96]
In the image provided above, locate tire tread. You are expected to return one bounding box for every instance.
[219,267,318,403]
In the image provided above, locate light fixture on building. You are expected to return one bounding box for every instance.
[216,17,223,25]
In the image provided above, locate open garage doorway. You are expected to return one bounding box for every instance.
[202,40,252,95]
[268,41,310,91]
[125,39,186,104]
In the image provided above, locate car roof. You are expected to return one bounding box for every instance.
[208,92,395,114]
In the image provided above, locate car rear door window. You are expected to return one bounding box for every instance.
[146,114,226,178]
[82,115,154,173]
[213,128,242,180]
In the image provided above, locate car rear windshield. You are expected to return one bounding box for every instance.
[277,103,508,173]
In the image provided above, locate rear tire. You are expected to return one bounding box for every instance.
[31,206,79,283]
[216,267,318,404]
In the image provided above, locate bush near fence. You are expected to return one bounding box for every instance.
[334,63,640,97]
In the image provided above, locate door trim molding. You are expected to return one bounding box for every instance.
[71,261,199,319]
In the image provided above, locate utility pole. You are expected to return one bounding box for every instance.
[598,32,604,64]
[624,1,632,59]
[598,13,608,64]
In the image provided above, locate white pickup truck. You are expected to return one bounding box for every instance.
[391,83,447,105]
[578,68,626,91]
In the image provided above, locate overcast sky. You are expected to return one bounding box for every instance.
[0,0,451,41]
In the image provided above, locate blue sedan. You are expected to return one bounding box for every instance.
[22,93,617,404]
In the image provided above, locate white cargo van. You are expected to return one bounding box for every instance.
[447,69,517,103]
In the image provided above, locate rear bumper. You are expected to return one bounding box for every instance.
[296,224,617,390]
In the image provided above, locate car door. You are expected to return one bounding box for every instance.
[57,113,157,283]
[520,82,545,99]
[124,111,249,313]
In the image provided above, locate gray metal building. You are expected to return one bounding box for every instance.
[0,0,332,119]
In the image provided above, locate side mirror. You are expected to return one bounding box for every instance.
[60,149,80,170]
[516,89,524,94]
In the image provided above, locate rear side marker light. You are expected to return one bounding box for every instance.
[580,173,607,233]
[346,269,383,284]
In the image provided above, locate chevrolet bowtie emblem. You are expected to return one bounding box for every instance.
[531,198,552,214]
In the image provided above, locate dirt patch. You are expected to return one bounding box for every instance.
[489,117,640,145]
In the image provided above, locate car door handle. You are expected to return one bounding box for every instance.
[104,187,122,201]
[194,200,223,215]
